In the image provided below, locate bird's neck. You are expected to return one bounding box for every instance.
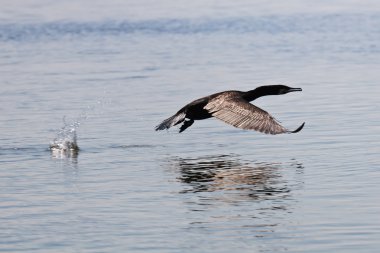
[243,87,273,101]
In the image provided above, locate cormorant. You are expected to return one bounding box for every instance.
[155,85,305,134]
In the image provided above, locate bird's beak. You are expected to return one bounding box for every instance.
[288,87,302,92]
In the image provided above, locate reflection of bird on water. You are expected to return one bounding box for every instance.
[170,155,292,201]
[156,85,305,133]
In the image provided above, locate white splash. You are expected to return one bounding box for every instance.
[49,116,82,153]
[49,92,111,155]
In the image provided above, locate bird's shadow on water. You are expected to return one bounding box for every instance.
[164,154,305,244]
[165,154,304,206]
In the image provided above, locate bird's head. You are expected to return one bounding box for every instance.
[277,85,302,94]
[257,85,302,95]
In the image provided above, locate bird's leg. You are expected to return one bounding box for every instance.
[179,119,194,133]
[173,118,185,126]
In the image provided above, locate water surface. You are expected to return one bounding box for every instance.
[1,1,380,252]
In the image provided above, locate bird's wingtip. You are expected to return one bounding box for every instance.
[290,122,305,133]
[155,122,166,131]
[155,124,166,131]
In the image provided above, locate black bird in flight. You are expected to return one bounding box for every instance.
[155,85,305,134]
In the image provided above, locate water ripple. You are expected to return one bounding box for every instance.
[1,14,380,41]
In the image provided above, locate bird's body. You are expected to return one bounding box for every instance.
[155,85,305,134]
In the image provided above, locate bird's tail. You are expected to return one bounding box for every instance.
[155,112,186,131]
[289,122,305,133]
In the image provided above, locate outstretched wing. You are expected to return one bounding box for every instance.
[204,96,300,135]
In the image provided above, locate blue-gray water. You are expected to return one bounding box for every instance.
[1,1,380,252]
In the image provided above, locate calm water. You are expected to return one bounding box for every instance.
[1,1,380,252]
